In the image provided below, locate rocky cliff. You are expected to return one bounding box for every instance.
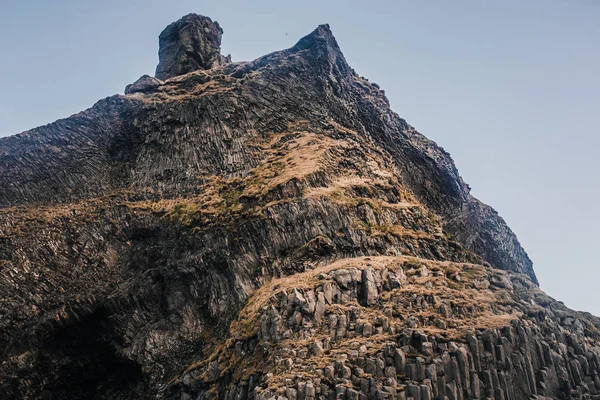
[0,14,597,400]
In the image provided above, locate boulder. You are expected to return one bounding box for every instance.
[124,74,162,94]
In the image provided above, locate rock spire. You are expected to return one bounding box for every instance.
[155,13,229,80]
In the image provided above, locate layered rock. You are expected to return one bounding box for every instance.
[0,13,593,400]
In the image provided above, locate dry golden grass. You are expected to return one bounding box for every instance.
[241,130,354,198]
[304,175,417,211]
[125,176,249,227]
[0,197,116,237]
[351,221,439,240]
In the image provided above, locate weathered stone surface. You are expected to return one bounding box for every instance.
[361,268,378,306]
[155,13,229,80]
[124,74,162,94]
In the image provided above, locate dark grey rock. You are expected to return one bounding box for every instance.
[124,74,162,94]
[155,13,229,80]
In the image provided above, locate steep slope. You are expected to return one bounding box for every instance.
[0,14,596,400]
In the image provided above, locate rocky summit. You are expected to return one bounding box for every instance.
[0,13,598,400]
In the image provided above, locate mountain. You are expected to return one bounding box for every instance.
[0,13,598,400]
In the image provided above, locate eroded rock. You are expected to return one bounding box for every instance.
[124,74,162,94]
[155,13,230,80]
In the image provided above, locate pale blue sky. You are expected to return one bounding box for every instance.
[1,1,598,314]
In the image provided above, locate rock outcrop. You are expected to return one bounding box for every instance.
[173,257,600,400]
[0,13,595,400]
[155,13,230,80]
[125,74,162,94]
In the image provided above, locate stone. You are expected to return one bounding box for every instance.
[470,371,480,398]
[376,357,386,377]
[425,364,437,384]
[359,345,368,356]
[324,366,334,381]
[433,318,447,330]
[420,385,431,400]
[305,382,316,399]
[286,388,298,400]
[347,388,360,400]
[385,366,396,379]
[335,384,347,399]
[314,292,326,324]
[322,282,334,304]
[361,268,378,306]
[406,317,418,328]
[311,340,324,357]
[422,342,434,357]
[383,386,397,398]
[415,357,426,381]
[407,385,420,399]
[330,269,354,288]
[342,365,352,379]
[394,349,406,375]
[336,313,348,338]
[455,347,470,390]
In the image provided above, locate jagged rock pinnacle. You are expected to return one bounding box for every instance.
[292,24,351,76]
[155,14,230,80]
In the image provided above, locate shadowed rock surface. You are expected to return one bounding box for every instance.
[0,13,597,400]
[125,75,163,95]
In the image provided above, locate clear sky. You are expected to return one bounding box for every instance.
[1,1,598,314]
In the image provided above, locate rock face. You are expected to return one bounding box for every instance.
[0,13,596,400]
[155,13,229,80]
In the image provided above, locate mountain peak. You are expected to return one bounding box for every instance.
[293,23,334,50]
[3,13,598,400]
[155,13,230,80]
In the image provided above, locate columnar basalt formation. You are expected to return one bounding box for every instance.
[0,13,596,400]
[177,257,599,400]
